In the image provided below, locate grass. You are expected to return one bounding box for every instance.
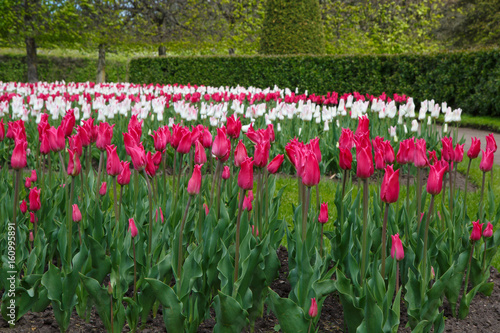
[275,159,500,270]
[437,114,500,133]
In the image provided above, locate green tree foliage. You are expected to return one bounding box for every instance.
[260,0,325,54]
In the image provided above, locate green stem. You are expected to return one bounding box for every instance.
[133,241,137,301]
[58,151,67,176]
[264,172,270,236]
[234,188,246,284]
[479,172,486,221]
[422,195,435,301]
[339,169,348,234]
[95,151,104,197]
[67,178,75,268]
[396,260,400,296]
[361,178,369,285]
[315,183,320,213]
[459,242,475,317]
[133,170,139,207]
[482,239,488,272]
[118,186,123,222]
[381,202,389,278]
[113,176,118,228]
[48,154,52,190]
[216,161,223,221]
[177,195,192,280]
[142,170,154,261]
[449,161,453,215]
[417,167,422,223]
[320,224,324,257]
[12,169,21,251]
[463,159,472,219]
[406,164,410,212]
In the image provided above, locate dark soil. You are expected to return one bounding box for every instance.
[2,247,498,332]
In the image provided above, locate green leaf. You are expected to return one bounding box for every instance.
[267,289,309,333]
[213,291,249,333]
[144,278,185,332]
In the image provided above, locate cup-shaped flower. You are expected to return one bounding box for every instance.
[454,144,464,163]
[470,220,484,241]
[309,137,322,163]
[99,182,107,196]
[117,161,131,185]
[234,140,248,167]
[384,141,395,164]
[467,137,481,159]
[302,151,320,187]
[176,130,192,154]
[441,137,454,162]
[20,200,28,213]
[318,202,328,223]
[67,148,81,177]
[11,139,27,170]
[243,195,253,211]
[483,222,493,238]
[212,128,229,159]
[201,127,212,148]
[69,134,83,157]
[227,115,242,139]
[187,164,203,195]
[414,139,429,168]
[426,163,447,195]
[29,187,41,212]
[479,149,494,172]
[222,165,230,180]
[40,133,51,155]
[96,122,114,151]
[486,134,497,153]
[339,128,354,150]
[25,177,31,189]
[254,140,271,168]
[355,115,369,136]
[72,204,82,222]
[267,154,284,174]
[129,218,138,238]
[391,233,404,261]
[238,157,254,190]
[151,128,167,152]
[47,126,65,152]
[381,165,400,204]
[194,140,207,164]
[30,212,35,223]
[355,141,374,179]
[106,145,123,176]
[339,147,352,170]
[375,150,385,170]
[308,298,318,318]
[30,169,37,182]
[129,145,146,171]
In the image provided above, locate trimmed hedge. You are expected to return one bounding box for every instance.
[0,54,128,83]
[129,49,500,116]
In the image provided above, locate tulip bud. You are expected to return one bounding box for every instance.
[194,140,207,164]
[243,195,253,211]
[486,134,497,153]
[187,164,203,195]
[29,231,34,242]
[107,282,113,295]
[212,128,229,159]
[470,220,484,241]
[234,140,248,167]
[99,182,107,196]
[72,204,82,222]
[483,222,493,238]
[29,187,41,212]
[30,169,37,182]
[391,233,404,261]
[117,161,131,185]
[30,211,36,224]
[431,266,435,279]
[318,203,328,224]
[20,200,28,213]
[203,203,209,215]
[129,218,138,238]
[106,145,123,176]
[479,149,494,172]
[251,225,259,236]
[355,140,374,179]
[25,176,32,189]
[267,154,284,174]
[238,157,254,190]
[467,137,481,159]
[222,166,230,180]
[381,165,400,204]
[308,298,318,318]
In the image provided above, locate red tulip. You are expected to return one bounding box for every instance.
[302,151,320,187]
[212,128,229,159]
[234,140,248,167]
[77,126,90,147]
[106,145,122,176]
[426,163,447,195]
[355,138,374,179]
[145,151,162,177]
[339,128,354,150]
[318,202,328,223]
[251,225,259,236]
[227,115,242,139]
[117,161,131,185]
[29,187,41,212]
[479,149,494,172]
[61,109,75,137]
[170,124,183,149]
[396,140,408,165]
[383,141,395,164]
[72,204,82,222]
[40,133,51,155]
[30,211,35,224]
[25,176,32,189]
[47,126,66,152]
[391,233,404,260]
[0,119,4,141]
[486,134,497,153]
[99,182,107,196]
[381,165,400,204]
[428,150,438,165]
[372,136,384,154]
[309,137,322,163]
[238,157,254,190]
[194,140,207,164]
[414,139,429,168]
[222,165,230,180]
[470,220,484,241]
[128,115,143,139]
[454,144,464,163]
[201,127,213,148]
[96,122,114,151]
[467,137,481,159]
[187,164,202,195]
[20,199,28,213]
[38,114,50,140]
[254,141,271,168]
[67,148,82,177]
[441,137,454,162]
[151,128,167,152]
[308,298,318,318]
[243,194,253,212]
[69,134,83,157]
[267,154,284,174]
[245,124,261,144]
[176,130,192,154]
[339,147,352,170]
[82,118,97,143]
[203,203,209,215]
[129,145,147,171]
[355,115,369,136]
[123,132,137,156]
[30,169,37,182]
[219,137,232,162]
[483,222,493,238]
[267,124,275,143]
[374,150,385,170]
[129,218,138,238]
[29,231,34,242]
[11,139,27,170]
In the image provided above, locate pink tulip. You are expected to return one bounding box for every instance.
[72,204,82,222]
[222,166,230,180]
[483,222,493,238]
[117,161,131,185]
[106,145,123,176]
[308,298,318,318]
[267,154,284,174]
[99,182,107,196]
[318,203,328,223]
[467,137,481,159]
[29,187,41,212]
[129,218,138,238]
[238,157,254,190]
[391,234,404,261]
[187,164,202,195]
[470,220,484,241]
[301,151,320,187]
[194,140,207,164]
[486,134,497,153]
[479,149,494,172]
[380,165,400,204]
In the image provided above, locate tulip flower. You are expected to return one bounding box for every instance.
[25,177,32,189]
[479,149,494,172]
[151,128,167,152]
[67,148,82,177]
[212,128,229,159]
[267,124,275,142]
[194,140,207,164]
[106,145,123,176]
[0,118,4,141]
[318,202,328,223]
[222,165,230,180]
[384,141,395,164]
[226,115,242,139]
[72,204,82,222]
[391,233,404,260]
[254,141,271,168]
[40,134,51,155]
[96,122,114,151]
[414,139,428,168]
[234,140,248,167]
[20,199,28,214]
[470,220,483,241]
[145,151,161,177]
[267,154,284,174]
[381,165,400,204]
[29,187,41,212]
[11,139,27,170]
[467,137,481,159]
[243,195,253,212]
[454,144,464,163]
[77,126,90,147]
[117,161,131,185]
[176,130,192,154]
[238,157,254,190]
[486,134,497,153]
[483,222,493,238]
[99,182,107,196]
[30,169,37,182]
[187,164,202,195]
[441,137,454,162]
[355,141,374,179]
[339,128,354,150]
[427,163,447,195]
[128,115,143,141]
[29,231,34,242]
[251,225,259,236]
[47,126,65,152]
[129,218,138,238]
[308,298,318,318]
[355,115,369,136]
[201,127,213,148]
[129,145,147,171]
[203,203,209,215]
[301,151,320,187]
[339,147,352,170]
[69,134,83,157]
[309,137,322,163]
[374,150,385,170]
[61,109,76,137]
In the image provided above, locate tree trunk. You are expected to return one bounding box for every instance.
[25,37,38,83]
[158,45,166,56]
[228,48,235,55]
[96,44,106,83]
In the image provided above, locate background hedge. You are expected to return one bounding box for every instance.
[129,49,500,116]
[0,54,128,83]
